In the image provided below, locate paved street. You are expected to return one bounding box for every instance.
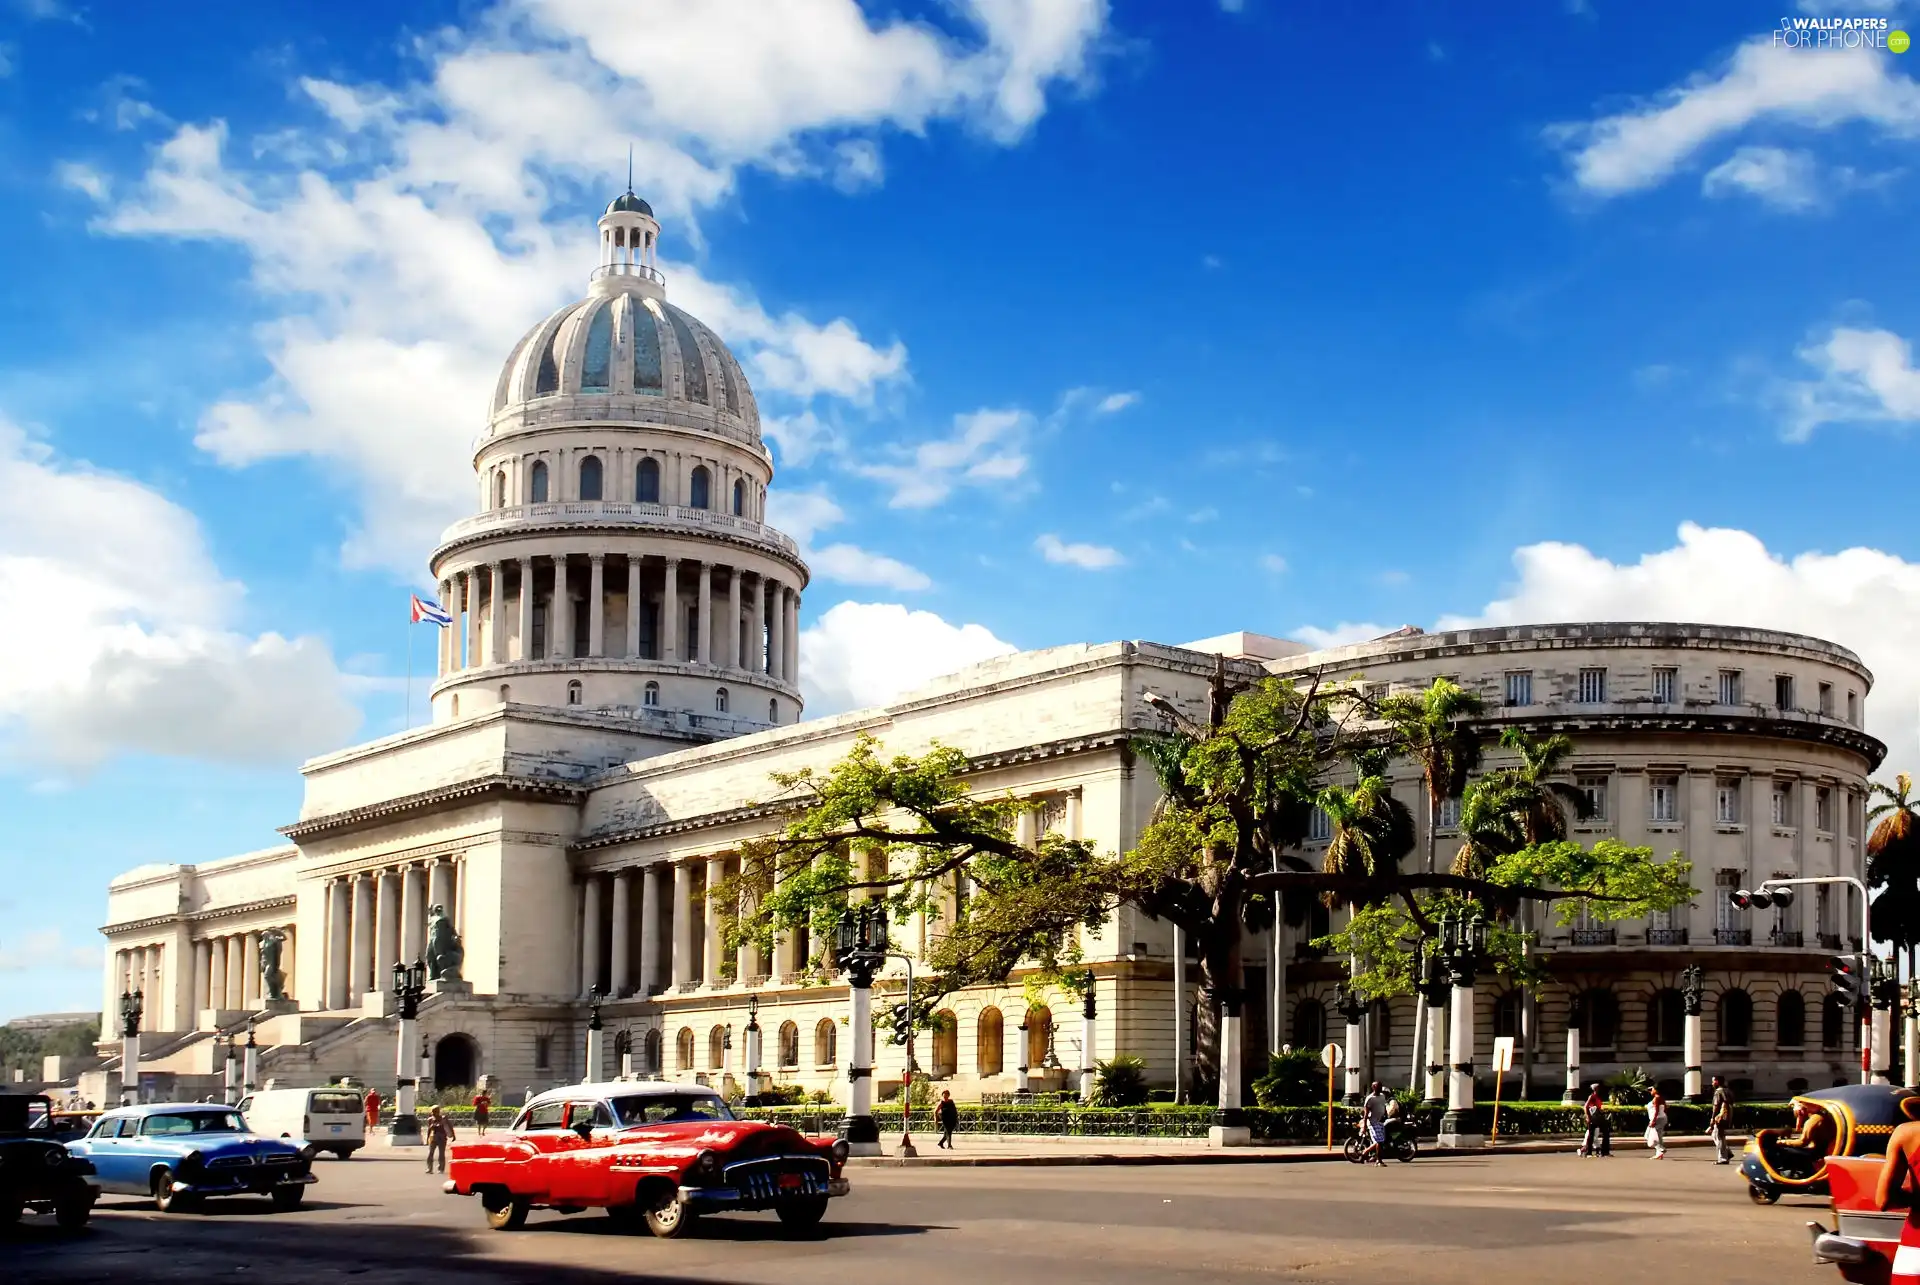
[8,1147,1834,1285]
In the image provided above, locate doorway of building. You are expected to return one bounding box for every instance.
[434,1033,478,1090]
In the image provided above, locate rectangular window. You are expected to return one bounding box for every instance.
[1716,869,1744,933]
[1504,671,1533,707]
[1577,668,1607,703]
[1772,783,1793,827]
[1719,669,1743,705]
[1816,787,1833,833]
[1649,776,1679,823]
[1577,775,1609,822]
[1847,691,1859,725]
[1308,807,1331,842]
[1436,796,1461,830]
[1817,885,1834,936]
[1651,667,1677,705]
[1716,779,1742,825]
[1776,674,1796,711]
[1773,871,1801,934]
[1818,682,1834,715]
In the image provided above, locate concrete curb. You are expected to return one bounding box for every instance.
[846,1133,1750,1168]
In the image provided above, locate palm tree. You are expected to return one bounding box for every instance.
[1317,767,1415,1089]
[1380,678,1485,873]
[1452,727,1592,876]
[1868,773,1920,976]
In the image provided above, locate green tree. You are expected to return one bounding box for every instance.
[1379,678,1485,874]
[1453,728,1593,877]
[1869,773,1920,974]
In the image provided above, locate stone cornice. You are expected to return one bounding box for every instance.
[102,894,296,938]
[281,774,587,842]
[1476,709,1885,771]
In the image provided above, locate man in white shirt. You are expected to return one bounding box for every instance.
[1361,1082,1390,1164]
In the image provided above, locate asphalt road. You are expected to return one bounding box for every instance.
[8,1148,1835,1285]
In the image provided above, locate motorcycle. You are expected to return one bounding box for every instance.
[1344,1119,1417,1164]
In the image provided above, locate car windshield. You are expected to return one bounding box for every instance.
[607,1093,735,1126]
[142,1111,247,1136]
[0,1096,52,1134]
[310,1092,361,1115]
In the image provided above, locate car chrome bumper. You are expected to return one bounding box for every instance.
[1808,1221,1873,1265]
[677,1177,849,1211]
[173,1173,316,1195]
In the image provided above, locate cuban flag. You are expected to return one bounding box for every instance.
[410,594,453,627]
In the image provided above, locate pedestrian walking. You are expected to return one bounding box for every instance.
[363,1088,381,1132]
[424,1105,456,1174]
[472,1087,492,1136]
[1709,1075,1733,1165]
[1644,1088,1669,1159]
[936,1090,959,1149]
[1873,1116,1920,1282]
[1580,1083,1612,1157]
[1360,1081,1389,1164]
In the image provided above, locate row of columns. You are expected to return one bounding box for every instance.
[189,928,296,1018]
[439,555,799,682]
[112,947,167,1032]
[322,858,461,1011]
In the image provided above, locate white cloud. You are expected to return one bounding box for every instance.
[1780,325,1920,439]
[54,160,109,201]
[1095,390,1140,414]
[83,0,1105,573]
[1259,553,1288,574]
[1036,533,1123,570]
[765,490,931,591]
[0,417,359,772]
[859,407,1031,508]
[1701,144,1820,209]
[799,600,1017,714]
[0,928,97,973]
[1551,38,1920,197]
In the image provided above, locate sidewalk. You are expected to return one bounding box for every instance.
[844,1132,1748,1167]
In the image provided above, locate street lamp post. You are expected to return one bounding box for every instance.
[118,988,143,1106]
[1414,946,1450,1106]
[1871,960,1900,1086]
[1905,980,1920,1090]
[1437,907,1489,1147]
[1332,985,1366,1105]
[1078,970,1098,1104]
[585,986,605,1084]
[743,993,763,1108]
[390,957,427,1146]
[242,1018,260,1099]
[1679,966,1705,1102]
[221,1033,239,1106]
[833,903,888,1156]
[1015,1015,1032,1098]
[1563,994,1583,1103]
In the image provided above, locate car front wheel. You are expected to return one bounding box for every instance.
[271,1187,305,1211]
[776,1197,828,1232]
[0,1199,23,1227]
[643,1191,694,1239]
[483,1192,529,1231]
[153,1168,196,1214]
[54,1194,93,1229]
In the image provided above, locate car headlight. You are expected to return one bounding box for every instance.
[181,1151,204,1174]
[830,1140,849,1166]
[694,1149,720,1179]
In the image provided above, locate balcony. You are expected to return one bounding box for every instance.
[1770,930,1805,948]
[1818,933,1842,950]
[1571,928,1616,946]
[438,501,801,560]
[1714,929,1753,946]
[1646,928,1689,946]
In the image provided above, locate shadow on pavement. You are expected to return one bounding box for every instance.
[529,1214,947,1241]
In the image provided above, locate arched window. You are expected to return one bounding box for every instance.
[631,299,663,392]
[450,693,460,718]
[643,681,659,708]
[567,680,583,706]
[1778,990,1807,1048]
[644,1028,662,1074]
[578,454,603,501]
[1823,994,1848,1050]
[708,1026,726,1070]
[675,1027,695,1071]
[1579,988,1618,1049]
[690,465,712,510]
[1370,999,1393,1052]
[1292,998,1325,1050]
[732,478,745,516]
[777,1021,799,1067]
[931,1010,958,1079]
[977,1007,1004,1076]
[1718,988,1753,1049]
[493,470,507,508]
[530,460,549,503]
[815,1018,838,1066]
[715,687,729,713]
[1649,988,1685,1048]
[1025,1005,1052,1069]
[499,684,511,705]
[769,698,779,723]
[636,457,660,503]
[535,331,560,395]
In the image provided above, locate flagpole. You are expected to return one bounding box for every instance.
[405,614,413,733]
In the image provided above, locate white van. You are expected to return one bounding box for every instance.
[237,1085,366,1158]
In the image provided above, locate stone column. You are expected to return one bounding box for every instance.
[552,555,572,660]
[374,869,398,984]
[1423,988,1449,1104]
[786,588,800,684]
[1443,972,1478,1143]
[488,563,505,664]
[350,876,374,1005]
[438,579,453,676]
[515,559,534,662]
[401,865,426,964]
[1564,1017,1582,1102]
[696,562,712,666]
[749,576,766,673]
[581,874,603,997]
[208,938,227,1016]
[1683,1004,1704,1100]
[704,856,727,986]
[428,860,453,923]
[726,569,742,669]
[671,860,695,987]
[588,554,606,657]
[465,570,482,671]
[192,939,212,1017]
[1874,993,1897,1085]
[326,881,350,1011]
[610,870,632,997]
[242,931,261,1007]
[226,936,246,1010]
[626,557,643,659]
[662,559,680,661]
[766,578,784,681]
[641,862,668,996]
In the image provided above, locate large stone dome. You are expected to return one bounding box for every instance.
[490,291,761,444]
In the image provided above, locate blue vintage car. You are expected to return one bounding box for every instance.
[66,1104,315,1212]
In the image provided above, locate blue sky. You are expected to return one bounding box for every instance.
[3,0,1919,1021]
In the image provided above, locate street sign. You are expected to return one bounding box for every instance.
[1493,1036,1516,1073]
[1321,1042,1343,1069]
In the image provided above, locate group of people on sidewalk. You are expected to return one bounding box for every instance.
[1578,1075,1735,1163]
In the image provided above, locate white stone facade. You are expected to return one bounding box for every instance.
[94,202,1888,1105]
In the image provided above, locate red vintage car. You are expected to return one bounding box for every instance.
[444,1081,850,1238]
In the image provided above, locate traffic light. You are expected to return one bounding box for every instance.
[1829,955,1862,1003]
[890,1003,913,1045]
[1731,886,1796,911]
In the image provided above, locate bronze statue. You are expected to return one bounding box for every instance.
[258,928,288,1000]
[424,905,465,982]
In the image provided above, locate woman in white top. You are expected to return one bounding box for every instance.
[1644,1088,1669,1159]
